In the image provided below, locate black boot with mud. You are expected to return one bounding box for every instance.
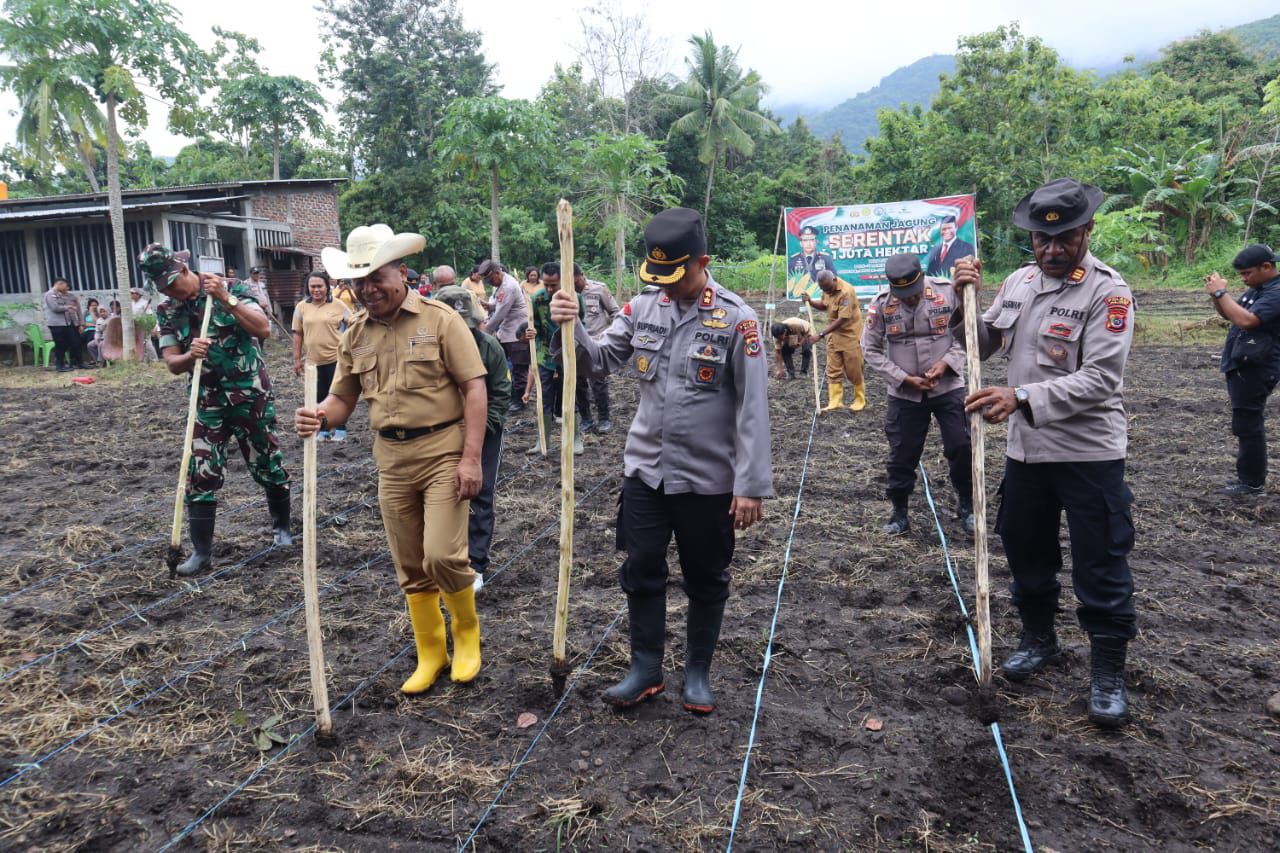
[176,501,216,577]
[1001,622,1061,682]
[881,494,910,536]
[682,599,726,715]
[266,486,293,546]
[603,594,665,708]
[955,496,975,535]
[1088,635,1130,727]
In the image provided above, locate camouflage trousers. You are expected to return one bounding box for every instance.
[187,389,289,504]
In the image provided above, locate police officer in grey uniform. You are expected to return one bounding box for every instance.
[954,178,1136,728]
[863,253,973,535]
[550,207,773,715]
[479,260,530,413]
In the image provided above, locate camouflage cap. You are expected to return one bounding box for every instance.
[137,243,191,292]
[434,284,481,329]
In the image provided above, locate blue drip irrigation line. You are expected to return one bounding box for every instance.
[0,459,375,605]
[726,410,819,852]
[918,465,1033,853]
[0,495,378,683]
[0,553,390,792]
[457,606,625,852]
[160,468,615,850]
[157,642,415,853]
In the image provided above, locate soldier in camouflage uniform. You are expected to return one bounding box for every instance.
[140,244,291,577]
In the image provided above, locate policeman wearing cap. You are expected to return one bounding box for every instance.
[863,253,973,535]
[788,224,836,287]
[549,207,773,715]
[954,178,1137,728]
[295,224,489,695]
[479,260,531,414]
[140,244,291,576]
[1205,244,1280,496]
[435,284,511,590]
[804,269,867,411]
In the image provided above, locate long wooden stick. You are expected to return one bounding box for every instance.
[302,365,334,737]
[803,302,821,414]
[963,280,992,685]
[552,199,576,684]
[167,295,214,576]
[524,290,546,456]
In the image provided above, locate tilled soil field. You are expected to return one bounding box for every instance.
[1,292,1278,851]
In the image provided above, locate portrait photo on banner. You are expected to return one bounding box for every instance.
[784,195,978,302]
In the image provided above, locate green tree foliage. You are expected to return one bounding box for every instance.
[5,67,107,191]
[215,70,325,180]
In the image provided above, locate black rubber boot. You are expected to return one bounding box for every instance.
[266,486,293,546]
[881,493,910,535]
[1001,613,1061,682]
[176,502,216,577]
[682,598,726,715]
[956,495,975,534]
[1088,635,1130,728]
[602,594,666,708]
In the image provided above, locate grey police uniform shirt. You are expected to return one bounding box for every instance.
[484,272,528,344]
[580,279,620,338]
[862,277,967,402]
[556,276,774,498]
[43,289,77,326]
[976,251,1134,463]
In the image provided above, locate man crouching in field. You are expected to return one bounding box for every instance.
[295,224,489,694]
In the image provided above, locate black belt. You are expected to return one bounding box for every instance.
[377,418,462,441]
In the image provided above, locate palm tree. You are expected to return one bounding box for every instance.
[7,63,106,191]
[662,31,778,219]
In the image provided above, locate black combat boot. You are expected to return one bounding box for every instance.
[1001,612,1061,682]
[881,493,910,535]
[682,598,726,715]
[266,486,293,546]
[1088,635,1129,728]
[956,495,975,534]
[602,594,666,708]
[176,501,216,577]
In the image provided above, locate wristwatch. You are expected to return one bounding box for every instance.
[1212,288,1227,300]
[226,294,240,308]
[1014,387,1030,408]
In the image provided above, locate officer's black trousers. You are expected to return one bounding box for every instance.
[1226,366,1278,487]
[503,340,531,408]
[575,374,610,421]
[884,389,971,499]
[50,324,80,368]
[468,426,504,573]
[996,458,1136,639]
[616,477,735,605]
[780,342,812,375]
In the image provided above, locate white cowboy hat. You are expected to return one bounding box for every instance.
[321,224,425,280]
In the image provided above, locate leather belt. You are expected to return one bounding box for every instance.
[377,418,462,441]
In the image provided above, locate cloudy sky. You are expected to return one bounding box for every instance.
[2,0,1276,158]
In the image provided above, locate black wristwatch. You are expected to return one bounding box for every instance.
[1212,288,1227,300]
[1014,387,1030,409]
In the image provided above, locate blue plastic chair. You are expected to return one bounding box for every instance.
[25,324,55,367]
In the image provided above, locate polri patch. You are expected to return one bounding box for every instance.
[737,319,758,335]
[1105,296,1130,334]
[744,330,761,357]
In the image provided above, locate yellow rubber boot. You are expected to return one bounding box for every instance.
[823,383,845,412]
[442,585,482,683]
[402,592,449,694]
[849,381,867,412]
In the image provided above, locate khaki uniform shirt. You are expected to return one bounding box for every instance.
[292,299,350,365]
[464,277,489,321]
[978,252,1134,463]
[821,279,863,349]
[483,273,528,344]
[557,276,774,498]
[331,292,487,431]
[862,278,966,401]
[580,279,620,338]
[777,317,812,347]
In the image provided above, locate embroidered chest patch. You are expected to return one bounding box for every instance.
[1047,322,1073,338]
[1105,296,1131,334]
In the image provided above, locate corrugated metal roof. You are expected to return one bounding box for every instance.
[0,178,346,209]
[0,195,251,223]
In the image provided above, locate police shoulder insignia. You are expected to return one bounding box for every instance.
[744,331,761,357]
[623,301,632,316]
[497,290,505,302]
[1104,295,1130,334]
[700,287,715,308]
[737,319,758,334]
[1069,267,1087,284]
[1024,270,1037,282]
[924,287,933,300]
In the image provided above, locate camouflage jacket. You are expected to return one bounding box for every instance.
[157,282,272,402]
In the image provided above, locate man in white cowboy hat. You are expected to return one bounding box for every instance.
[294,224,490,694]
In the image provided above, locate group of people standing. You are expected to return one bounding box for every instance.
[137,176,1280,731]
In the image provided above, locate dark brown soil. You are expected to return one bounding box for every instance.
[1,295,1278,851]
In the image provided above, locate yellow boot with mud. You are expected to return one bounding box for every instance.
[402,592,449,694]
[849,381,867,412]
[442,586,482,683]
[823,383,844,412]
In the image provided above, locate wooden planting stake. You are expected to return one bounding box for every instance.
[166,294,214,578]
[804,301,822,414]
[303,365,334,739]
[551,198,576,697]
[525,290,547,456]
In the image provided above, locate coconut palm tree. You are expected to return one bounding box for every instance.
[7,63,106,191]
[662,31,778,220]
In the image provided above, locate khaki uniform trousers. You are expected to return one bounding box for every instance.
[372,424,475,595]
[826,338,864,386]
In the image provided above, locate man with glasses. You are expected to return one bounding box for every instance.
[1205,244,1280,497]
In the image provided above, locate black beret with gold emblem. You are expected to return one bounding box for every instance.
[639,207,706,285]
[1012,178,1104,236]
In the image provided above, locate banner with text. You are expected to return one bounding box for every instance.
[784,195,977,301]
